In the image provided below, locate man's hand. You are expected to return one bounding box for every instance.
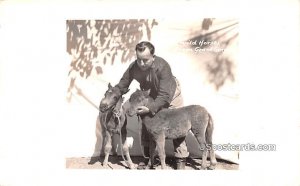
[137,106,150,115]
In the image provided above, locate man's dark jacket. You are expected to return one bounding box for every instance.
[116,56,176,115]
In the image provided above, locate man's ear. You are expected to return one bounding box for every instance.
[108,83,112,89]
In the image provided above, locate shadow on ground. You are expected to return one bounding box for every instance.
[66,156,239,170]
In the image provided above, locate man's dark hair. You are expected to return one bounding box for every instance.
[135,41,155,55]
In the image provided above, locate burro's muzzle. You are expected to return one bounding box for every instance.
[99,99,111,113]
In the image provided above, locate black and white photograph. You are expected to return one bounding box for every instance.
[65,19,239,170]
[0,1,300,186]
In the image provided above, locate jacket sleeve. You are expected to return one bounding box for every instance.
[147,63,176,115]
[116,63,133,94]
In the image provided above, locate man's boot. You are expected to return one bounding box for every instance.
[175,158,186,170]
[88,156,100,165]
[137,146,149,170]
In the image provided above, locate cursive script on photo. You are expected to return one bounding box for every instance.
[177,39,225,53]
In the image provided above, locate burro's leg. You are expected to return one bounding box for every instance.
[88,117,104,164]
[156,133,167,169]
[191,110,212,170]
[195,131,208,170]
[206,113,217,170]
[208,145,217,170]
[102,131,112,167]
[137,123,150,170]
[148,139,156,169]
[121,129,135,169]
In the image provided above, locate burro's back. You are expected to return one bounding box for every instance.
[157,105,209,123]
[146,105,211,136]
[142,104,216,169]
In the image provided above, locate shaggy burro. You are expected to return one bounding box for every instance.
[127,89,217,170]
[97,83,134,169]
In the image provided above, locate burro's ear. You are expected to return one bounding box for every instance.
[144,89,151,95]
[108,83,112,89]
[123,88,130,94]
[135,88,141,93]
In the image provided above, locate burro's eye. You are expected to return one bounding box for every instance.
[113,96,118,101]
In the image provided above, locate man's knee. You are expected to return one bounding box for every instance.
[173,139,189,158]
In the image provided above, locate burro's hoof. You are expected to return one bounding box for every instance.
[88,156,99,165]
[102,162,109,168]
[145,165,155,170]
[207,165,216,170]
[128,163,135,170]
[199,166,207,170]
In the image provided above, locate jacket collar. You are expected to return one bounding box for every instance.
[150,55,157,70]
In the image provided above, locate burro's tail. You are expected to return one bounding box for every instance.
[205,112,214,145]
[205,112,217,169]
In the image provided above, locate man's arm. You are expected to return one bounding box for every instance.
[116,63,133,94]
[147,63,176,115]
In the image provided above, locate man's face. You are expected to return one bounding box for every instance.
[136,47,154,71]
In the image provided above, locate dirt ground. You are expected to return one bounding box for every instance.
[66,156,239,170]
